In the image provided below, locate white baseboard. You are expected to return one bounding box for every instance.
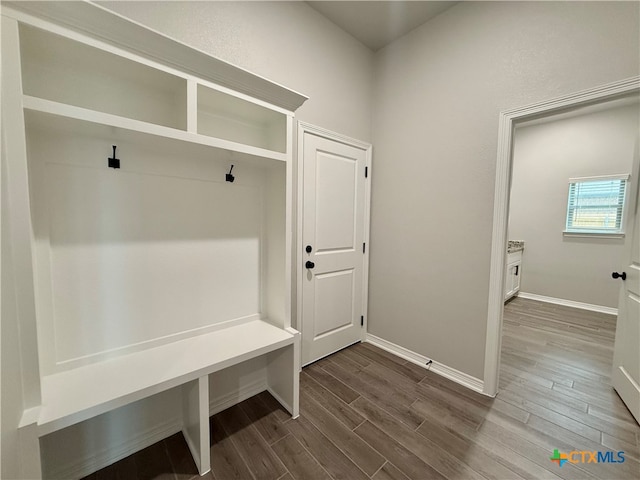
[47,417,183,480]
[209,378,267,416]
[365,334,485,395]
[266,386,294,417]
[517,292,618,316]
[48,379,268,479]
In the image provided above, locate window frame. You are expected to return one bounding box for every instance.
[563,174,630,238]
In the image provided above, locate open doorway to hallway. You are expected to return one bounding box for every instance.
[495,97,640,469]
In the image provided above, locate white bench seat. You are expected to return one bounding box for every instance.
[36,320,298,436]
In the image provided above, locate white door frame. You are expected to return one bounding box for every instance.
[296,121,372,352]
[483,76,640,397]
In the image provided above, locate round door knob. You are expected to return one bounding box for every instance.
[612,272,627,281]
[305,261,315,269]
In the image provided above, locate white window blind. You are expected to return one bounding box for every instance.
[565,174,629,234]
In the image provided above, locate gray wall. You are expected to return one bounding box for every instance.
[369,1,639,379]
[509,104,638,309]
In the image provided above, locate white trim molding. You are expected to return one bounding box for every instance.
[517,292,618,316]
[484,76,640,397]
[562,231,625,239]
[208,379,267,416]
[46,417,183,480]
[366,334,485,395]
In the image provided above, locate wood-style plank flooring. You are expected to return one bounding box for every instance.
[83,297,639,480]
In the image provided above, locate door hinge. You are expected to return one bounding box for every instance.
[363,242,366,253]
[361,315,364,327]
[365,166,368,178]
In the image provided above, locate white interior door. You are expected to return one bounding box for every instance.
[300,127,370,365]
[612,136,640,424]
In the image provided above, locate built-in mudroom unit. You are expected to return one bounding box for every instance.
[1,2,307,477]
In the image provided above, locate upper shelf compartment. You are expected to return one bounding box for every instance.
[6,0,308,113]
[198,84,287,154]
[19,24,187,130]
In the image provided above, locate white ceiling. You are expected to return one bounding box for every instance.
[307,1,458,51]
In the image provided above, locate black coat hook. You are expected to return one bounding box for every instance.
[108,145,120,169]
[226,164,235,183]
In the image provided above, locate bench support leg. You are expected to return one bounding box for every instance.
[19,422,42,479]
[266,331,300,418]
[182,376,211,476]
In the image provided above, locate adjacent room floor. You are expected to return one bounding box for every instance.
[82,297,639,480]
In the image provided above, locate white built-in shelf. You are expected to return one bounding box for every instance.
[23,96,288,164]
[19,23,291,160]
[20,24,187,130]
[38,320,296,436]
[198,84,287,153]
[2,2,305,476]
[6,0,308,112]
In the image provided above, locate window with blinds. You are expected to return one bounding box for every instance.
[565,174,629,234]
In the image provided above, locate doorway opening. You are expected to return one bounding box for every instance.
[483,77,640,397]
[499,96,640,435]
